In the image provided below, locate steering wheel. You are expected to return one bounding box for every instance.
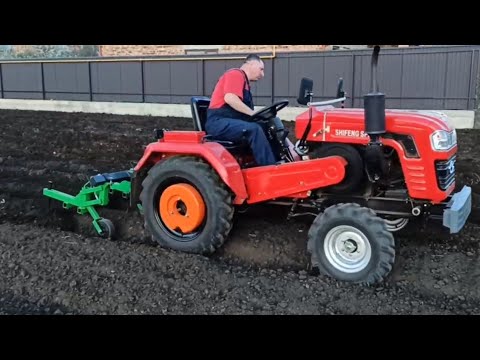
[251,100,289,121]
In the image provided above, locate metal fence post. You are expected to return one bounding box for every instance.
[467,49,475,110]
[88,62,93,101]
[0,63,3,99]
[201,59,205,96]
[40,62,46,100]
[271,57,275,103]
[474,50,480,128]
[141,60,145,103]
[351,54,356,107]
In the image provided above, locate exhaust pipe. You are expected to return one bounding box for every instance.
[364,45,387,181]
[364,45,386,136]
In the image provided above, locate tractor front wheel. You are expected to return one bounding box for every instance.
[307,203,395,285]
[140,156,234,254]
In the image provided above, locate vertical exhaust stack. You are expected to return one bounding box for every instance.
[364,45,386,135]
[364,45,387,181]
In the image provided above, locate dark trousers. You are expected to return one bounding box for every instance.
[205,117,277,166]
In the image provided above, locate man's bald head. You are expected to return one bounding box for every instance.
[241,54,265,81]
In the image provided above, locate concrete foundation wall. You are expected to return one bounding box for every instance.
[0,99,475,129]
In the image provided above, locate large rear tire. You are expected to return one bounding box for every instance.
[140,156,234,254]
[307,203,395,285]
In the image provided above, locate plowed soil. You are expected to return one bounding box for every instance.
[1,109,480,315]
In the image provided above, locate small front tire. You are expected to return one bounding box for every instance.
[307,203,395,285]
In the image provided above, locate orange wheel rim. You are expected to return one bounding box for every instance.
[159,183,206,233]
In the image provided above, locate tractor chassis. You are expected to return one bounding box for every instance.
[268,184,471,235]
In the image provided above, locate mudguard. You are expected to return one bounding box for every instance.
[133,131,248,204]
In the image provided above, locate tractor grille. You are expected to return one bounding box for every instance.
[435,155,456,191]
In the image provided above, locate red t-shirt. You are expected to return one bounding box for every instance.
[209,69,250,109]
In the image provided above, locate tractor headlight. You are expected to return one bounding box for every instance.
[430,130,457,151]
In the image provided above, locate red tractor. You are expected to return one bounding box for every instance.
[127,46,471,285]
[45,46,471,285]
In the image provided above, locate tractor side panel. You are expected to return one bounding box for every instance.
[242,156,347,204]
[134,132,248,204]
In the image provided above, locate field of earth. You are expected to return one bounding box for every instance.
[1,109,480,315]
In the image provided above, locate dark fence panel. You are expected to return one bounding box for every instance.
[170,61,203,104]
[2,63,43,99]
[43,62,91,101]
[143,61,172,103]
[90,61,143,102]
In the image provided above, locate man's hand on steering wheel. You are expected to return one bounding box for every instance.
[250,100,289,122]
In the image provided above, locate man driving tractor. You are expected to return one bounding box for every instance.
[205,54,279,166]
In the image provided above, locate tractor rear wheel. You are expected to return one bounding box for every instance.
[140,156,234,254]
[307,203,395,285]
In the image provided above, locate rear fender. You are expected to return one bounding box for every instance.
[134,133,248,204]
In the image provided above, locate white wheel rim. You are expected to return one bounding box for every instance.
[324,225,372,273]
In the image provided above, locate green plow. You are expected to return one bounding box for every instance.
[43,170,134,239]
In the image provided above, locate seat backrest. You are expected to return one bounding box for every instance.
[190,96,211,131]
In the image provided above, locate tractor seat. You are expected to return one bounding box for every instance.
[190,96,250,152]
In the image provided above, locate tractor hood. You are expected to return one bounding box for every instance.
[295,107,455,141]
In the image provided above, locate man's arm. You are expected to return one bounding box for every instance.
[224,93,255,116]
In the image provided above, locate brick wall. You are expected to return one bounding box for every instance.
[221,45,329,53]
[9,45,414,58]
[99,45,183,56]
[12,45,32,53]
[99,45,331,57]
